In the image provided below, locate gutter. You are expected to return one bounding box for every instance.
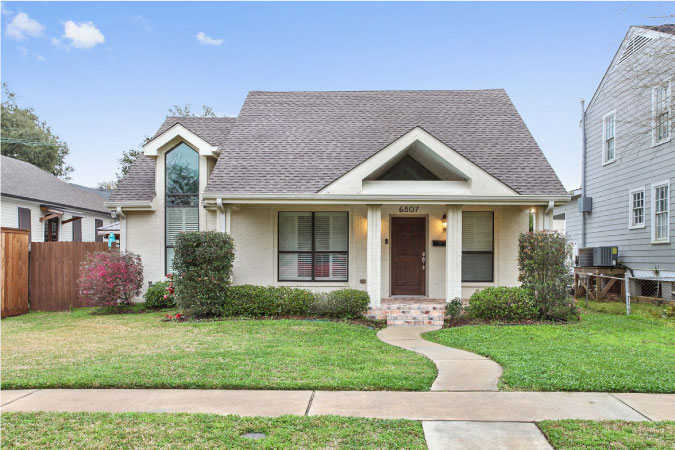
[202,193,571,206]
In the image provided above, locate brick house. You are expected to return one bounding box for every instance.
[107,90,568,309]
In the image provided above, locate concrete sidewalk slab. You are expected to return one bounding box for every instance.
[1,390,38,406]
[432,360,503,391]
[613,393,675,421]
[1,389,313,417]
[308,391,648,421]
[423,421,553,450]
[377,325,502,391]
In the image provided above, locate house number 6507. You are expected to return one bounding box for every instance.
[398,205,419,213]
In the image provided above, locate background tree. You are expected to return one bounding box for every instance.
[1,83,73,179]
[167,103,218,117]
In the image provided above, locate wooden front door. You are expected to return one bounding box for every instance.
[391,217,426,296]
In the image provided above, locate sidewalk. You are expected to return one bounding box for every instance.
[2,389,673,422]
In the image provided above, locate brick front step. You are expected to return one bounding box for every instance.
[367,301,447,326]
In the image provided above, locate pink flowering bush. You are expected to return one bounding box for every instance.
[78,251,144,307]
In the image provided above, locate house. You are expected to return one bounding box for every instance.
[107,90,569,307]
[0,156,113,242]
[559,25,674,285]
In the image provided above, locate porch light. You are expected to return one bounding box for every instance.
[442,214,447,230]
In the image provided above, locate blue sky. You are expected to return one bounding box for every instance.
[2,1,673,189]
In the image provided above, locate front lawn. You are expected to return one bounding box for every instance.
[1,310,436,391]
[538,420,675,449]
[2,412,426,449]
[425,302,675,392]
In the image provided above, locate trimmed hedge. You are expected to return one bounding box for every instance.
[144,282,175,309]
[222,285,315,317]
[311,289,371,319]
[467,287,539,321]
[173,231,235,318]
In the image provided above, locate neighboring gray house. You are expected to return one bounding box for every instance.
[563,25,675,278]
[0,156,113,242]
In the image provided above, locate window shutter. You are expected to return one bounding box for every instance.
[95,219,103,242]
[18,208,31,238]
[462,212,493,251]
[72,220,82,242]
[462,211,494,282]
[315,212,348,251]
[166,207,199,246]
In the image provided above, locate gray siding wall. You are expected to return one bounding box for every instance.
[583,29,675,272]
[554,198,582,250]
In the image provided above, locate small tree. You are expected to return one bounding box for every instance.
[173,231,235,318]
[518,231,573,318]
[78,251,144,306]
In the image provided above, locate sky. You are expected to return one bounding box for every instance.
[2,1,673,190]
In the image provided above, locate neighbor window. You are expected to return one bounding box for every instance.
[165,142,199,272]
[653,81,671,145]
[603,111,615,163]
[43,217,58,242]
[652,182,670,243]
[629,188,645,228]
[95,219,103,242]
[461,211,493,282]
[278,212,348,281]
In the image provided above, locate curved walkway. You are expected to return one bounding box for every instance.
[377,325,502,391]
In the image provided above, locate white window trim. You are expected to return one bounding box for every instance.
[651,179,670,244]
[601,110,616,165]
[628,187,646,229]
[652,79,671,147]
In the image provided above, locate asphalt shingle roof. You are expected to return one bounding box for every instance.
[638,24,675,35]
[1,156,110,214]
[109,117,237,202]
[204,90,566,195]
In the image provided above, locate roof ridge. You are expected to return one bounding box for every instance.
[247,88,507,94]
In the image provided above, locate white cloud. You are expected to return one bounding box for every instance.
[6,12,45,40]
[55,20,105,49]
[196,31,223,46]
[133,15,151,32]
[35,54,45,62]
[16,45,45,62]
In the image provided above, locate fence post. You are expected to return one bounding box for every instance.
[585,276,589,307]
[624,274,631,316]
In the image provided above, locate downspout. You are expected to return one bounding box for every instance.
[216,198,225,233]
[116,207,127,251]
[545,200,554,230]
[580,99,587,247]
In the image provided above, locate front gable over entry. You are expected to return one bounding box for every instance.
[320,127,517,196]
[143,123,219,157]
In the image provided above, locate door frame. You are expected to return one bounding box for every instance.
[389,214,428,296]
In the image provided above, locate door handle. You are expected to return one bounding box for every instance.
[421,252,426,268]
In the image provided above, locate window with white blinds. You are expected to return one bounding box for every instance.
[278,211,348,281]
[165,142,199,273]
[461,211,494,282]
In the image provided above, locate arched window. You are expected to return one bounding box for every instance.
[165,142,199,272]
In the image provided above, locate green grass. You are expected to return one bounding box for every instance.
[538,420,675,449]
[425,302,675,392]
[1,412,426,449]
[1,310,436,391]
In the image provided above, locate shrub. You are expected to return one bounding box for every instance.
[311,289,370,319]
[518,231,573,319]
[222,285,315,317]
[467,287,539,321]
[173,231,235,318]
[144,277,176,309]
[78,251,143,307]
[445,298,463,320]
[549,303,581,322]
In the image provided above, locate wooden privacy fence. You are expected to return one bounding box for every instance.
[30,241,109,311]
[1,228,30,318]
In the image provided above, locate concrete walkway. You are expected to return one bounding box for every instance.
[3,389,673,422]
[377,325,502,391]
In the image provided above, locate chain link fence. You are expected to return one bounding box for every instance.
[574,271,674,315]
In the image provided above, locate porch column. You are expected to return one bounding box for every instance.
[534,206,545,231]
[367,204,382,307]
[445,205,462,302]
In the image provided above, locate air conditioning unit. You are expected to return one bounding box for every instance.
[578,247,618,267]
